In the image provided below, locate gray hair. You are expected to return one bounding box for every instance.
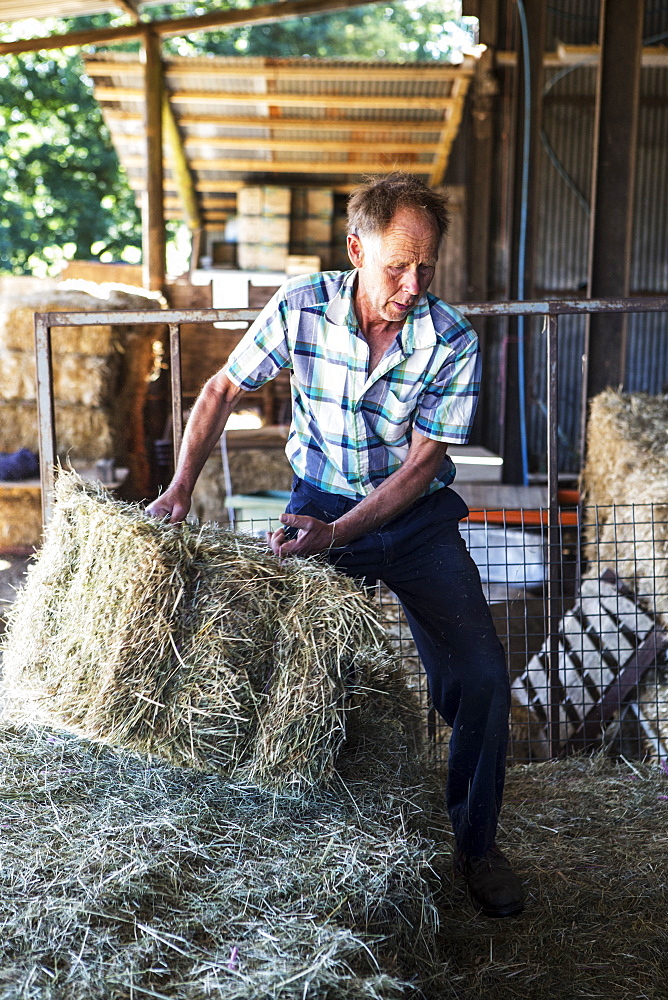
[347,172,449,245]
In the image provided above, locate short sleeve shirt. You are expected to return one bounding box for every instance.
[225,269,480,500]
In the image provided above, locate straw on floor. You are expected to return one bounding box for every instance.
[0,724,666,999]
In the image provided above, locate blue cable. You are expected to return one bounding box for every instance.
[515,0,531,486]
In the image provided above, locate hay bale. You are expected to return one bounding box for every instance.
[0,284,161,492]
[0,400,115,459]
[0,349,114,406]
[583,389,668,513]
[0,484,42,551]
[0,285,161,354]
[2,472,420,793]
[583,390,668,625]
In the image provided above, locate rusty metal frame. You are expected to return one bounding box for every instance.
[34,295,668,758]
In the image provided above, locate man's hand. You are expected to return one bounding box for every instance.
[268,513,337,559]
[145,483,192,524]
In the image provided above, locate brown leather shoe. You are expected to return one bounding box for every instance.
[455,844,525,918]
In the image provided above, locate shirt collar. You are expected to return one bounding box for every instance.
[325,270,437,353]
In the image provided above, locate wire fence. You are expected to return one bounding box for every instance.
[229,504,668,767]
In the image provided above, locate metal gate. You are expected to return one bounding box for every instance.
[34,296,668,764]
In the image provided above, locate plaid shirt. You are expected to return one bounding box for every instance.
[225,270,480,499]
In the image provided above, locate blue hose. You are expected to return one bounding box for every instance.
[515,0,531,486]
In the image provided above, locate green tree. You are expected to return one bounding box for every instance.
[0,46,142,275]
[159,1,469,61]
[0,2,472,276]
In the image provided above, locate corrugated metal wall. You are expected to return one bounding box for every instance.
[485,3,668,474]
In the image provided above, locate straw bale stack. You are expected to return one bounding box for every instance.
[583,389,668,623]
[2,472,422,793]
[0,485,42,553]
[0,283,162,490]
[0,400,115,457]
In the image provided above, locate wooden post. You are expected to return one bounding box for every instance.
[585,0,644,399]
[142,27,166,293]
[162,92,202,233]
[466,1,498,438]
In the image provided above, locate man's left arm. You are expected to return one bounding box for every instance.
[269,430,448,557]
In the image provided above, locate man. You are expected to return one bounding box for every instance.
[148,173,524,918]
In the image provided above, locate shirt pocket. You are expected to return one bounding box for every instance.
[373,390,418,443]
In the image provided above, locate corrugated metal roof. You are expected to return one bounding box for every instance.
[0,1,163,21]
[84,52,476,228]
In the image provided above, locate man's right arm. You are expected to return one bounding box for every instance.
[146,370,244,523]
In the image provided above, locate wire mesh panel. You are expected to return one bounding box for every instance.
[179,499,668,768]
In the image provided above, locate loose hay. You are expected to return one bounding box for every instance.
[1,472,421,794]
[1,727,667,1000]
[435,754,668,1000]
[0,724,441,1000]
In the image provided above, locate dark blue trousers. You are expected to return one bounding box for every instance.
[286,477,510,857]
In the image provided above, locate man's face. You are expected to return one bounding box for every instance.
[348,206,440,325]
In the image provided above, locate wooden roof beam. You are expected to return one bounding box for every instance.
[102,110,447,132]
[496,44,668,68]
[182,136,439,153]
[115,0,141,21]
[162,92,202,231]
[129,178,359,194]
[0,0,387,55]
[85,59,473,82]
[142,27,165,293]
[429,76,471,185]
[127,158,432,175]
[95,88,456,110]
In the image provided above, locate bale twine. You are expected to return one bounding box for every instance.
[2,472,421,793]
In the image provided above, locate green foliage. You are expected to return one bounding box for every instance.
[159,1,470,62]
[0,3,473,276]
[0,44,142,275]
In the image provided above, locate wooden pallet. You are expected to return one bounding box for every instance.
[511,569,668,759]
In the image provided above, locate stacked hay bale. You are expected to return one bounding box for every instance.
[510,391,668,762]
[1,472,423,793]
[580,389,668,757]
[0,281,162,495]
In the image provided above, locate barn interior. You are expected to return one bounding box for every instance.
[1,2,668,998]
